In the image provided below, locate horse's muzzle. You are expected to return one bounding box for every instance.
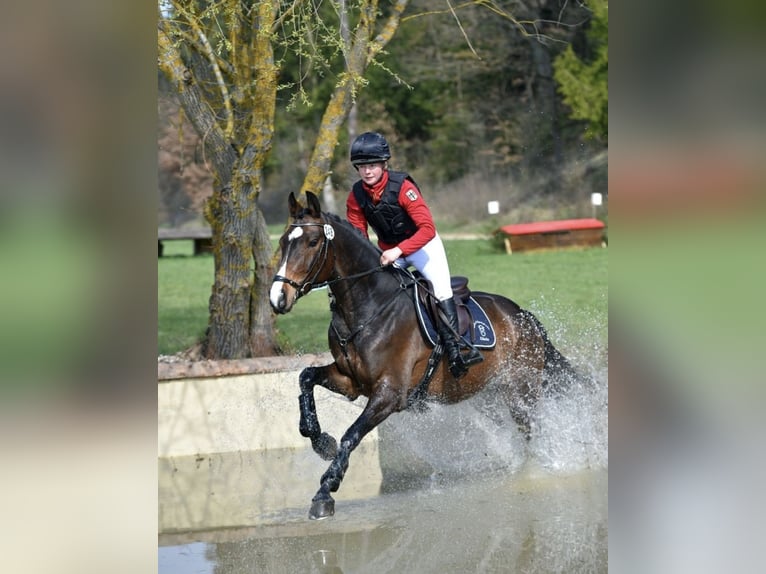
[269,280,295,314]
[270,292,287,314]
[270,288,288,314]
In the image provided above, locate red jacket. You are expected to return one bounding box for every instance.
[346,170,436,256]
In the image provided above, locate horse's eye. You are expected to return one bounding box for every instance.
[308,238,320,247]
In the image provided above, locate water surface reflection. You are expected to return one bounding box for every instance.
[160,362,608,573]
[160,454,606,573]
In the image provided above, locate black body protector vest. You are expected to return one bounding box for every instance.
[352,171,419,245]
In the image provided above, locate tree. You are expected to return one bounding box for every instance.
[158,85,215,228]
[158,1,280,358]
[158,0,409,359]
[350,0,594,185]
[553,0,608,142]
[297,0,410,197]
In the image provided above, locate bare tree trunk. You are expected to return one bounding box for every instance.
[159,21,279,359]
[201,142,279,358]
[249,205,279,354]
[321,175,337,213]
[203,170,255,359]
[348,101,358,143]
[160,26,246,358]
[300,0,410,198]
[243,2,282,356]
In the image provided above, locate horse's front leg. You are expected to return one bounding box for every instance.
[298,363,360,461]
[310,391,398,520]
[298,365,337,460]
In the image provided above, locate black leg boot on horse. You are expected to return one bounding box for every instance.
[438,298,483,379]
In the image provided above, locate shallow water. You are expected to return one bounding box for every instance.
[159,368,608,574]
[160,457,606,573]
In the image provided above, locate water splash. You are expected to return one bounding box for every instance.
[530,363,608,473]
[528,297,608,473]
[378,309,607,486]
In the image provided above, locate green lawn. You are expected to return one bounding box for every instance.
[158,245,214,355]
[158,239,607,358]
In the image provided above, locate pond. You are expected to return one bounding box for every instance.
[159,372,607,573]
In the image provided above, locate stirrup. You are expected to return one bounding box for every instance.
[447,346,482,379]
[461,347,483,367]
[448,358,468,379]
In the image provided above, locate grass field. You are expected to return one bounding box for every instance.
[158,239,607,360]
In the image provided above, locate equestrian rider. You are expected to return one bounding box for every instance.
[345,131,483,379]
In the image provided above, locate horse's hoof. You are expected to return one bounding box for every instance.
[313,432,338,461]
[309,498,335,520]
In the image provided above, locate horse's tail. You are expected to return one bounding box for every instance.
[521,310,582,394]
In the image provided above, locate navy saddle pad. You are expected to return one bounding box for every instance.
[414,287,496,349]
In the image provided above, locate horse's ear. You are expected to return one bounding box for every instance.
[305,191,322,217]
[288,191,302,218]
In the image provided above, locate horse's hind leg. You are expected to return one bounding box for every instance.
[506,365,544,442]
[509,400,534,442]
[298,365,338,461]
[505,313,546,441]
[310,392,397,520]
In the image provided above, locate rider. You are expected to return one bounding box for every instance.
[345,131,483,378]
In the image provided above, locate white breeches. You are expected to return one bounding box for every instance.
[395,233,453,301]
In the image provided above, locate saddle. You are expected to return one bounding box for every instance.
[412,274,496,349]
[419,276,470,333]
[400,272,496,411]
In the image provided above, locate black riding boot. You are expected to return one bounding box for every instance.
[438,298,483,379]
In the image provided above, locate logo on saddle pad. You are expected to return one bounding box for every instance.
[415,291,496,349]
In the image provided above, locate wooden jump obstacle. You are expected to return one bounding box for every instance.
[496,218,606,254]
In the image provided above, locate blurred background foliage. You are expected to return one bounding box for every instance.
[158,0,608,229]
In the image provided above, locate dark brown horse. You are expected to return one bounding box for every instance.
[270,191,576,520]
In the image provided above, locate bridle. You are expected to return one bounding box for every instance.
[272,222,334,298]
[273,217,430,373]
[272,220,385,300]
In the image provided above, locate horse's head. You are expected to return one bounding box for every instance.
[270,191,336,314]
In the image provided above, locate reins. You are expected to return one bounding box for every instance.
[273,216,434,356]
[273,218,426,358]
[330,268,415,351]
[316,265,386,290]
[274,214,443,408]
[273,220,390,296]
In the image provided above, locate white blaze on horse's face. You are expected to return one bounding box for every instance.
[270,261,288,310]
[269,225,306,311]
[288,226,304,241]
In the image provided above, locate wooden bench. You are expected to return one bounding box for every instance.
[158,228,213,257]
[496,218,606,254]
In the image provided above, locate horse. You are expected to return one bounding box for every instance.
[270,191,577,520]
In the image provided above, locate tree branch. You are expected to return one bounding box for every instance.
[446,0,479,59]
[168,0,235,139]
[368,0,410,60]
[158,22,237,181]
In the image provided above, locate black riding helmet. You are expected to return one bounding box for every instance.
[350,132,391,166]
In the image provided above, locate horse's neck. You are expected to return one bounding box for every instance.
[332,222,379,276]
[330,225,402,308]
